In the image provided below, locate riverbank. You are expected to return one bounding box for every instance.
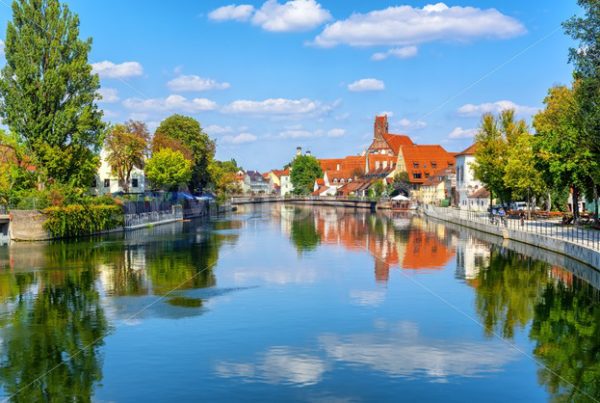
[423,205,600,270]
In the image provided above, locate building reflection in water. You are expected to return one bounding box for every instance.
[278,206,455,282]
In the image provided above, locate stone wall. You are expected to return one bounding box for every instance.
[9,210,51,241]
[424,207,600,271]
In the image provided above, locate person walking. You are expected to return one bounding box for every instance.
[519,210,525,227]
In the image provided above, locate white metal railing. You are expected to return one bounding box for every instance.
[425,205,600,251]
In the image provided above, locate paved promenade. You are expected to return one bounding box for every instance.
[424,205,600,269]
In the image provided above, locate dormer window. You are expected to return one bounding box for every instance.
[431,161,437,169]
[413,162,419,169]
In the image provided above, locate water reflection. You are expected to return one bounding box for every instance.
[0,219,238,401]
[278,206,455,282]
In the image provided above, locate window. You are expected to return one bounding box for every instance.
[91,179,97,188]
[132,178,139,188]
[413,173,422,179]
[375,161,380,169]
[431,162,437,169]
[104,179,110,188]
[425,173,430,178]
[413,162,419,169]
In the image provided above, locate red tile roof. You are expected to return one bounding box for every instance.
[400,145,455,184]
[456,143,477,157]
[382,133,414,155]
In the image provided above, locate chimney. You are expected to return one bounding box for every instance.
[296,146,302,156]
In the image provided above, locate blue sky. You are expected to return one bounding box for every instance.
[0,1,580,171]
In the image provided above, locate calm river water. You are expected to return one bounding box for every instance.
[0,204,599,402]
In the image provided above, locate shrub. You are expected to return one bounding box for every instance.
[43,204,124,238]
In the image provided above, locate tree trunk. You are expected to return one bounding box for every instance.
[547,192,551,212]
[594,184,599,223]
[572,185,580,221]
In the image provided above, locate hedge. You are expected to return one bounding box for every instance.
[43,204,124,238]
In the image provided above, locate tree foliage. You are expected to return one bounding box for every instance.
[0,0,105,187]
[533,84,598,217]
[154,115,215,192]
[105,121,149,193]
[145,148,192,191]
[472,110,527,204]
[290,155,322,195]
[208,159,242,197]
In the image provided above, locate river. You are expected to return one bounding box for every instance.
[0,204,598,402]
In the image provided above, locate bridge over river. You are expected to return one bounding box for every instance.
[231,196,379,211]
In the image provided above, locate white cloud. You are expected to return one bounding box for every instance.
[221,132,258,144]
[457,100,539,117]
[378,111,394,117]
[209,0,331,32]
[123,95,217,113]
[167,75,231,92]
[215,347,327,386]
[252,0,331,32]
[91,61,143,78]
[349,289,386,307]
[394,118,427,131]
[223,97,336,117]
[208,4,255,21]
[97,88,119,103]
[327,128,346,137]
[205,124,234,135]
[372,46,418,61]
[313,3,525,48]
[449,127,478,139]
[348,78,385,92]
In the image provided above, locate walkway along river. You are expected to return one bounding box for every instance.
[0,204,598,401]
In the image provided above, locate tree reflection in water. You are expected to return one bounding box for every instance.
[470,246,600,402]
[531,280,600,403]
[0,220,236,401]
[0,267,107,403]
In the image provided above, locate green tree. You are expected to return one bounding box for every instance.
[289,209,321,253]
[145,148,192,191]
[290,155,322,195]
[154,115,215,192]
[533,84,596,219]
[563,5,600,218]
[208,159,242,198]
[504,130,545,218]
[472,110,526,206]
[105,121,149,193]
[0,0,105,188]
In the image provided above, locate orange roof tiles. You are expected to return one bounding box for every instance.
[382,133,414,154]
[456,143,477,157]
[400,145,455,184]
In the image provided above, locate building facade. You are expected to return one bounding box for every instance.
[455,144,489,211]
[91,148,145,195]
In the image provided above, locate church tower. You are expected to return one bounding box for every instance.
[369,115,391,153]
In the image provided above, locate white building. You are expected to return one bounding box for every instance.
[91,148,146,195]
[455,144,490,211]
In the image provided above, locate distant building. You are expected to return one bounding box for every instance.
[242,170,271,194]
[421,167,456,205]
[91,148,145,195]
[455,144,489,211]
[266,169,293,196]
[365,115,455,198]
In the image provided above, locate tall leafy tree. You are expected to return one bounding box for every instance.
[533,85,595,219]
[504,130,546,218]
[0,0,105,188]
[290,155,322,195]
[472,111,525,205]
[105,121,149,193]
[145,148,192,191]
[564,4,600,218]
[154,115,215,192]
